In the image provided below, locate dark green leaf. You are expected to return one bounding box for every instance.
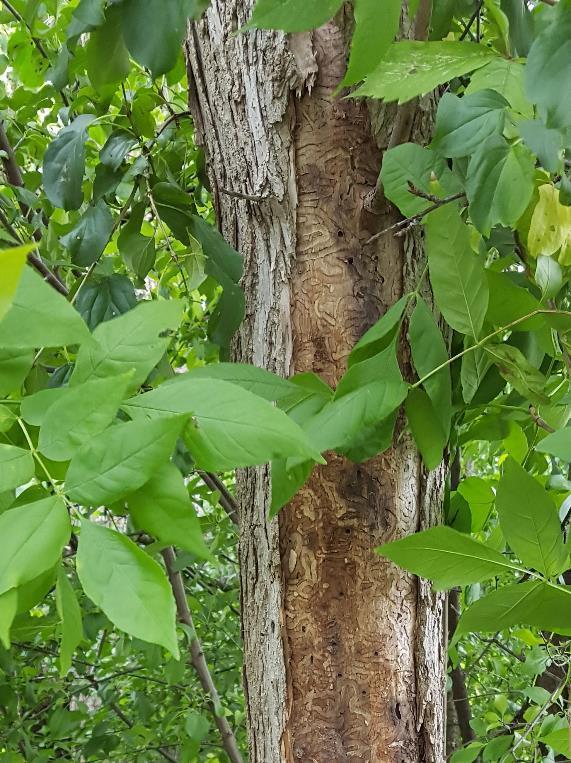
[535,255,563,300]
[519,119,564,173]
[486,343,549,406]
[348,295,409,366]
[100,131,137,171]
[0,445,34,492]
[75,274,137,330]
[409,296,451,439]
[426,202,489,337]
[496,458,566,576]
[0,347,33,396]
[61,202,114,267]
[85,6,130,91]
[55,567,83,676]
[246,0,343,31]
[43,115,94,211]
[405,388,445,470]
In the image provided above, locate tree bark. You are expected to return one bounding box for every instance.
[186,5,446,761]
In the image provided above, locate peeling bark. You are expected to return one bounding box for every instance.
[186,4,446,761]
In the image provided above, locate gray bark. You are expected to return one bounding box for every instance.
[186,5,446,761]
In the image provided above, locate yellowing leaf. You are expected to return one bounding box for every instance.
[527,184,571,260]
[0,244,34,322]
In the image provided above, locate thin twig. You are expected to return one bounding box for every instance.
[365,192,465,245]
[162,547,244,763]
[198,471,240,526]
[459,0,485,41]
[529,405,555,433]
[219,187,267,203]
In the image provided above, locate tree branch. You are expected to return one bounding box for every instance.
[448,588,475,745]
[198,471,240,526]
[162,547,244,763]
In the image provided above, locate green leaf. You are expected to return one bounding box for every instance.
[405,388,445,470]
[457,477,495,532]
[456,582,571,637]
[246,0,343,31]
[377,525,523,590]
[75,274,138,330]
[188,363,299,402]
[466,58,531,116]
[485,271,543,332]
[354,42,498,104]
[67,0,105,39]
[39,374,132,461]
[0,445,34,492]
[496,458,566,577]
[519,119,564,173]
[0,588,17,648]
[61,202,114,267]
[426,203,489,338]
[0,268,90,348]
[121,0,194,77]
[536,426,571,461]
[380,143,462,218]
[55,567,83,676]
[118,207,156,279]
[127,463,210,559]
[342,0,401,85]
[0,497,70,596]
[466,136,535,236]
[65,414,186,506]
[43,115,94,211]
[100,131,137,171]
[527,184,571,259]
[0,347,34,396]
[72,299,182,388]
[122,377,323,471]
[77,521,178,656]
[525,0,571,129]
[348,295,409,366]
[431,90,508,159]
[535,255,563,300]
[270,458,312,517]
[20,388,67,427]
[451,744,485,763]
[485,343,549,406]
[0,244,33,322]
[409,297,451,439]
[461,341,493,404]
[85,6,130,91]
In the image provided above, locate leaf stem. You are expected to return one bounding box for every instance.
[411,309,571,390]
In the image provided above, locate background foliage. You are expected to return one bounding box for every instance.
[0,0,571,761]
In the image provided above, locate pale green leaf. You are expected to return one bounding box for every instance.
[39,374,132,461]
[55,566,83,676]
[0,590,17,648]
[535,255,563,300]
[0,444,34,492]
[0,245,33,322]
[20,388,67,427]
[123,377,323,471]
[188,363,299,402]
[72,299,182,387]
[354,42,498,104]
[0,347,34,396]
[426,203,489,338]
[66,415,186,506]
[77,521,178,656]
[377,525,523,590]
[466,58,531,116]
[0,268,90,348]
[127,463,210,559]
[0,497,70,595]
[536,426,571,461]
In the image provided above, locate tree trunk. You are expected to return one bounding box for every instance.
[186,5,446,761]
